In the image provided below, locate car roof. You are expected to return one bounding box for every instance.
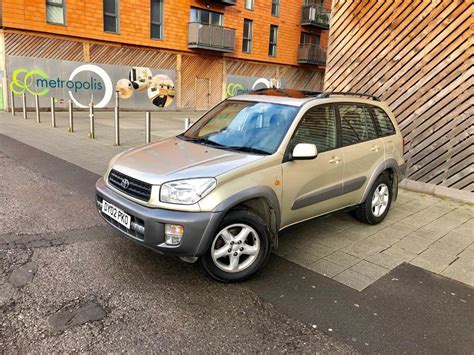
[227,89,386,108]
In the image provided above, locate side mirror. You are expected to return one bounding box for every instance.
[292,143,318,160]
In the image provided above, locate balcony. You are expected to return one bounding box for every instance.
[298,44,327,65]
[301,3,331,29]
[188,22,235,52]
[210,0,237,5]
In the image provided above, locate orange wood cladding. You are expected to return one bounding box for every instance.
[1,0,330,66]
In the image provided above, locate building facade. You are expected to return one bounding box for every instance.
[325,0,472,197]
[0,0,331,111]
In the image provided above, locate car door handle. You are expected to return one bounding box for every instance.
[370,145,380,152]
[329,156,342,164]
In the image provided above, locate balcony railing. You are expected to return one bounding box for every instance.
[211,0,237,5]
[188,22,235,52]
[301,4,331,29]
[298,44,327,65]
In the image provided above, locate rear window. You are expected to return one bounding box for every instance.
[372,107,396,136]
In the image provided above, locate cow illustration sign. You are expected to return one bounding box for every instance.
[116,67,175,108]
[7,56,176,109]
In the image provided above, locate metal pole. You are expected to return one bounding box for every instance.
[68,100,74,133]
[22,93,27,119]
[10,91,15,116]
[145,111,151,143]
[35,95,40,123]
[50,97,56,127]
[184,117,190,130]
[114,91,120,146]
[89,102,95,139]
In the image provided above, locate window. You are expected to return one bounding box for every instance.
[271,0,280,16]
[339,104,377,146]
[292,105,337,152]
[46,0,66,25]
[190,7,223,26]
[150,0,163,39]
[245,0,254,10]
[242,19,253,53]
[268,25,278,56]
[300,33,320,46]
[372,107,396,136]
[103,0,119,33]
[183,101,298,155]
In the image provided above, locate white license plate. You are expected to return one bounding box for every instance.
[102,200,131,229]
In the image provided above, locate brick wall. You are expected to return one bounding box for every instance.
[1,0,330,66]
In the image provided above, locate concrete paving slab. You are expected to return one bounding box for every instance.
[441,258,474,286]
[392,234,433,255]
[364,252,404,270]
[324,251,361,268]
[306,259,346,278]
[333,269,374,291]
[350,260,390,280]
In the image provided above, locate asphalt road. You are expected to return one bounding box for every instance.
[1,134,473,353]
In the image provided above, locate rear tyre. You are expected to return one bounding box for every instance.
[200,209,272,282]
[353,174,392,225]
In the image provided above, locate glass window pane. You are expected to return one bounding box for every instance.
[293,105,337,152]
[190,8,198,22]
[272,0,280,16]
[200,11,210,24]
[151,0,162,23]
[340,105,378,145]
[104,15,117,32]
[46,5,64,24]
[210,13,222,26]
[151,23,161,39]
[373,107,395,136]
[245,0,254,10]
[103,0,116,15]
[47,0,64,4]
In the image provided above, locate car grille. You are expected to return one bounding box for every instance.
[108,169,152,202]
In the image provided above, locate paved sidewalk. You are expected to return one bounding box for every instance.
[1,111,472,290]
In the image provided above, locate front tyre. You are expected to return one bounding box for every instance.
[201,209,271,282]
[354,174,393,225]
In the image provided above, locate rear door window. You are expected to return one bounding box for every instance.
[338,104,377,146]
[372,107,396,136]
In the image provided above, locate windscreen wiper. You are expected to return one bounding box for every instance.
[179,135,224,147]
[224,146,270,155]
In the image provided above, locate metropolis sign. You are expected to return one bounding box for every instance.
[7,56,175,109]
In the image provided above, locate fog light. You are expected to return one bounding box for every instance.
[165,224,184,245]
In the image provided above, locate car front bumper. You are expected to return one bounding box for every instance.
[95,177,222,257]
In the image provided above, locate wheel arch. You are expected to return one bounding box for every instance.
[212,186,281,248]
[360,159,401,203]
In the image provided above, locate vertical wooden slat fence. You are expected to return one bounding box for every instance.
[325,0,473,193]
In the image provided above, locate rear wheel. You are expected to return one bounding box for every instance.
[201,209,271,282]
[353,174,392,225]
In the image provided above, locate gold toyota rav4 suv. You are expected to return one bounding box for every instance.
[96,89,405,282]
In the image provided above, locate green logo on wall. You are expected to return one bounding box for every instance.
[226,82,245,97]
[10,69,50,96]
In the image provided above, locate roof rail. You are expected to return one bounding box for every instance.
[316,91,381,101]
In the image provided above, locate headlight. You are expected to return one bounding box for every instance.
[160,178,217,205]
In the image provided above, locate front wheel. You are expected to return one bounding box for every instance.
[353,174,393,225]
[200,209,271,282]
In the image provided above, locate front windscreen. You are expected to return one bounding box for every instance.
[179,100,299,155]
